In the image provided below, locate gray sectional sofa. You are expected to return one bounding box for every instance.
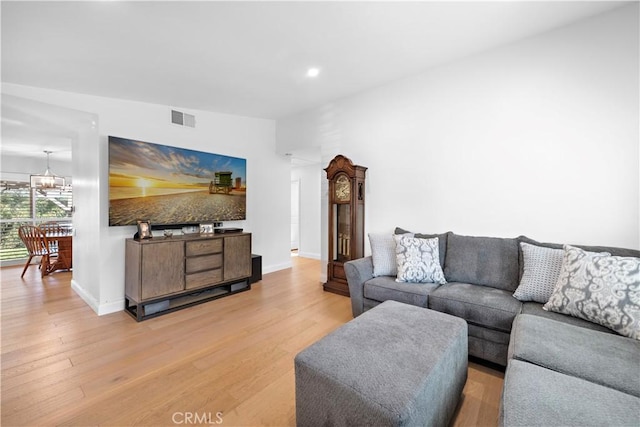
[344,229,640,426]
[502,313,640,426]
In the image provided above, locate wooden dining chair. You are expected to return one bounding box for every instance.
[39,221,63,235]
[39,221,63,252]
[18,225,57,278]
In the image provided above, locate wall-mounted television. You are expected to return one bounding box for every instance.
[108,136,246,227]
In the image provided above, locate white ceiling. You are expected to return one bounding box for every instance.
[0,1,627,163]
[1,95,95,161]
[2,1,627,120]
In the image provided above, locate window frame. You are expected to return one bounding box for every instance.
[1,181,73,265]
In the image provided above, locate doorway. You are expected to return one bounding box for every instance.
[291,179,300,254]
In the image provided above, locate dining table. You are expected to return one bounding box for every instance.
[45,231,73,274]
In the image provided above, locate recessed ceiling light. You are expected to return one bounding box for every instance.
[306,68,320,78]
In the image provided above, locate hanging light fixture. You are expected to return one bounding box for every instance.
[30,151,66,189]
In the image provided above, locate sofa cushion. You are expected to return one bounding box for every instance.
[520,302,613,334]
[444,233,519,291]
[364,276,439,308]
[509,314,640,397]
[368,233,397,277]
[395,227,449,267]
[428,282,522,333]
[517,235,640,281]
[501,360,640,427]
[394,235,446,284]
[513,242,564,303]
[544,245,640,340]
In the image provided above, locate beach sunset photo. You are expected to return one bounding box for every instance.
[108,136,246,226]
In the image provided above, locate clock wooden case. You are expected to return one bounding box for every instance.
[324,155,367,296]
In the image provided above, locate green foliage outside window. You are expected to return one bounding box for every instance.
[0,182,72,261]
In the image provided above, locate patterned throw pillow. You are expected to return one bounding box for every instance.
[369,233,399,277]
[543,245,640,340]
[394,235,446,284]
[513,243,564,303]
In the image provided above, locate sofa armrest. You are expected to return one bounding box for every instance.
[344,256,374,317]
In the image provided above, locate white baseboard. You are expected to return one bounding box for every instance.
[98,299,125,316]
[263,261,292,274]
[71,279,99,314]
[71,279,124,316]
[297,251,321,259]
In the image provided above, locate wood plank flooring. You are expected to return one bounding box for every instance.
[1,256,504,426]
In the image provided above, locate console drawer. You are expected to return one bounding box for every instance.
[185,253,223,274]
[186,239,223,256]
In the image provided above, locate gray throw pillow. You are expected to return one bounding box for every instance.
[394,235,446,284]
[369,233,399,277]
[513,242,564,303]
[543,245,640,340]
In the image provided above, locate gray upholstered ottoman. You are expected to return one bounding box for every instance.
[294,300,468,427]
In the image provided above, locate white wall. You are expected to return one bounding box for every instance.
[291,163,322,259]
[1,153,72,182]
[2,83,292,315]
[278,4,640,257]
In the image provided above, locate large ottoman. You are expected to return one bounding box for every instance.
[294,300,468,427]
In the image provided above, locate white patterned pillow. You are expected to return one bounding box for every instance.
[369,233,398,277]
[513,243,564,303]
[543,245,640,340]
[394,235,446,284]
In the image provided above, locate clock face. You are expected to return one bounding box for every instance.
[335,175,351,202]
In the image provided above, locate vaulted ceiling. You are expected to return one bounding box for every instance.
[3,1,626,119]
[1,1,627,160]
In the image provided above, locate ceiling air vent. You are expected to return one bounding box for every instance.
[171,109,196,128]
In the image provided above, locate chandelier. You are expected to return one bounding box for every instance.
[30,151,66,189]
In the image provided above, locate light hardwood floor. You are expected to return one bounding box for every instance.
[1,256,504,426]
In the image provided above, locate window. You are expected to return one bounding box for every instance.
[0,181,73,262]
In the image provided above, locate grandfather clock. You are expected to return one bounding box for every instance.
[324,155,367,296]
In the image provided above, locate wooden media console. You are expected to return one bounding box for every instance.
[124,232,252,321]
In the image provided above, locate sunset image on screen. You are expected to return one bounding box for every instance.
[108,136,246,226]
